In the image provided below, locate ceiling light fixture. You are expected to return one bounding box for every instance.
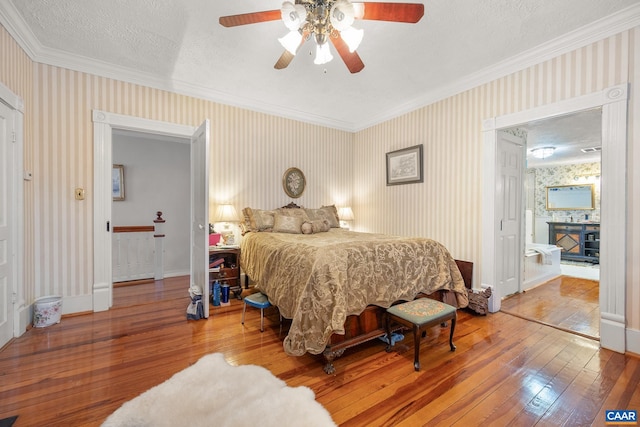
[279,0,363,65]
[531,147,556,159]
[219,2,424,73]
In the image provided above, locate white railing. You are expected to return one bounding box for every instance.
[112,212,166,283]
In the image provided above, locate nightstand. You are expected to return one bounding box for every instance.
[209,247,242,300]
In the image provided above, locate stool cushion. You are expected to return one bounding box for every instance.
[387,298,455,326]
[244,292,271,309]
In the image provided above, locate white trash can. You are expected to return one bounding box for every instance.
[33,296,63,327]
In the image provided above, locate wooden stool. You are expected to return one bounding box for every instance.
[242,292,271,332]
[385,298,457,371]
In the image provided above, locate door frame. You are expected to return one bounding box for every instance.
[92,111,195,311]
[481,83,628,353]
[0,81,25,338]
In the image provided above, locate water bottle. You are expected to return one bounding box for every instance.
[212,280,221,306]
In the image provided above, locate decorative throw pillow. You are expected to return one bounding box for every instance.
[301,222,313,235]
[239,221,251,236]
[301,219,331,234]
[277,207,311,223]
[243,208,275,232]
[304,208,321,221]
[241,207,253,234]
[305,205,340,228]
[273,214,303,234]
[320,205,340,227]
[253,209,275,230]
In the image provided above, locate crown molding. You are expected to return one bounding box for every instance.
[35,45,357,132]
[2,2,639,133]
[0,1,39,58]
[354,3,640,131]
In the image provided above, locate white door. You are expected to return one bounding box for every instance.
[496,131,524,297]
[0,101,14,346]
[190,120,210,318]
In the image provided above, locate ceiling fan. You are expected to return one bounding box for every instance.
[219,0,425,73]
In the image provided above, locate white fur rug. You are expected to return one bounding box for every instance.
[102,353,336,427]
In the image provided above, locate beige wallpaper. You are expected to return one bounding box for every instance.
[1,24,639,331]
[31,64,353,303]
[352,30,638,328]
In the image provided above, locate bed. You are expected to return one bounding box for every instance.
[240,205,469,373]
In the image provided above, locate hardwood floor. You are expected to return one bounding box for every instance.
[112,276,187,308]
[1,277,638,426]
[500,275,600,340]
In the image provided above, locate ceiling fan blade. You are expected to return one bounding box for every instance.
[330,35,365,74]
[274,51,295,69]
[353,2,424,23]
[274,30,310,70]
[219,10,281,27]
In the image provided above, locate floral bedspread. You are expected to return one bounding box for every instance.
[240,228,468,356]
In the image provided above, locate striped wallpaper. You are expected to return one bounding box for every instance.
[31,64,353,307]
[353,29,639,330]
[1,24,639,332]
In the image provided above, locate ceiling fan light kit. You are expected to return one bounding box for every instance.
[219,1,425,73]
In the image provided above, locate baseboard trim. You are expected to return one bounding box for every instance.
[600,312,626,353]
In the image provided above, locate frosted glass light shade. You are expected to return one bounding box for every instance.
[330,0,355,31]
[314,43,333,65]
[340,26,363,52]
[281,2,307,31]
[278,30,303,54]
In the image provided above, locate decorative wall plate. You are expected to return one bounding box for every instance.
[283,167,306,198]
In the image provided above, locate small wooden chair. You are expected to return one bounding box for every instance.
[385,298,457,371]
[241,292,271,332]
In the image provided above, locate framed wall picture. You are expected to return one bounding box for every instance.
[282,167,306,198]
[112,164,125,201]
[386,144,424,185]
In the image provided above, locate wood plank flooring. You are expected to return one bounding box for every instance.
[500,275,600,340]
[1,276,637,426]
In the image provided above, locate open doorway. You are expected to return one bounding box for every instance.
[482,83,628,353]
[111,129,190,308]
[520,109,601,282]
[92,111,204,313]
[500,109,602,339]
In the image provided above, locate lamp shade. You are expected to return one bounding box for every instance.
[214,204,239,222]
[338,206,354,221]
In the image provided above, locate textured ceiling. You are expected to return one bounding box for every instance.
[1,0,638,132]
[522,109,602,168]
